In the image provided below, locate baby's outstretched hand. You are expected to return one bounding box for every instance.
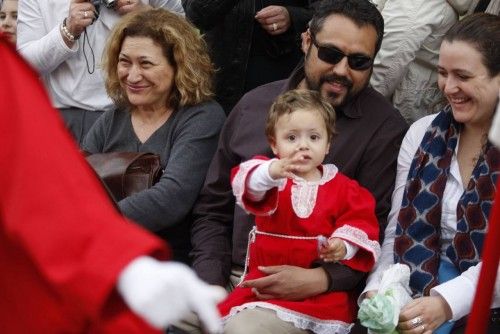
[319,237,346,262]
[268,150,310,180]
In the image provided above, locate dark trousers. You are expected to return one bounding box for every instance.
[58,107,103,146]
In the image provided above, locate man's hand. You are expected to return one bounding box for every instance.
[118,257,226,333]
[240,265,328,300]
[255,5,291,36]
[115,0,149,16]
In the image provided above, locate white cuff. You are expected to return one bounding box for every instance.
[430,275,474,321]
[342,240,359,260]
[246,159,284,201]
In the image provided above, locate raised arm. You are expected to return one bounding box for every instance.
[17,0,95,74]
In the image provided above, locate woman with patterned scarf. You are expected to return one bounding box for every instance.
[361,13,500,334]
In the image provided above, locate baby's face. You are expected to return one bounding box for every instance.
[270,108,330,179]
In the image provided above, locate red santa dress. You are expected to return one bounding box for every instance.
[0,35,168,333]
[218,157,381,334]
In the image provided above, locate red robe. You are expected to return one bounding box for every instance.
[0,35,168,333]
[219,157,380,333]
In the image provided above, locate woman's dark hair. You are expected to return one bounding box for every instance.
[444,13,500,77]
[309,0,384,55]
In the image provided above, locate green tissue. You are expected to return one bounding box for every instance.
[358,293,398,334]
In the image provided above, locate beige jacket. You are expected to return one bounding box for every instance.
[370,0,475,123]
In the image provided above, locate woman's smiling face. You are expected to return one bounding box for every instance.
[117,36,175,110]
[438,40,500,128]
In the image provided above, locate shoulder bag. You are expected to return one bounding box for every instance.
[84,152,162,202]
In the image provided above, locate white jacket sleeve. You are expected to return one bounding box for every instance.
[246,160,284,201]
[431,263,500,321]
[149,0,185,15]
[17,0,78,74]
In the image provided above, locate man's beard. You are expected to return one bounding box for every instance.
[305,72,354,108]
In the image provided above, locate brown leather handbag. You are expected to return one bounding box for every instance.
[85,152,163,201]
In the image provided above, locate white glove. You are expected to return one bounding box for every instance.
[117,256,226,333]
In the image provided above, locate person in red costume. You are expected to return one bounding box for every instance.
[0,34,225,333]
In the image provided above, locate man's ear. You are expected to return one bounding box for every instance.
[301,29,312,55]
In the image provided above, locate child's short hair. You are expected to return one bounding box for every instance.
[265,89,336,142]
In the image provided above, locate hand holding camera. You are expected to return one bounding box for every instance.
[64,0,97,43]
[64,0,147,45]
[91,0,116,9]
[92,0,148,16]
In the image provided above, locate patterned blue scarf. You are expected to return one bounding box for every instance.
[394,106,500,296]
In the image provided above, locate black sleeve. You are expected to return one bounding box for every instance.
[285,1,316,34]
[313,261,366,292]
[355,115,408,239]
[182,0,238,31]
[189,102,244,286]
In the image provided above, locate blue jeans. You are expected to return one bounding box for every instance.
[434,259,459,334]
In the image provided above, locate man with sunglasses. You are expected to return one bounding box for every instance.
[183,0,408,333]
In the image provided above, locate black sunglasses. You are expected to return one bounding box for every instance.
[310,34,373,71]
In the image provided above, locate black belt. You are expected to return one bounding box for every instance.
[491,307,500,323]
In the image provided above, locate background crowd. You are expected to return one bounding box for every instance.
[1,0,500,333]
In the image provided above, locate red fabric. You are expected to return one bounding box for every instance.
[221,158,379,323]
[0,36,169,333]
[230,156,280,215]
[465,177,500,334]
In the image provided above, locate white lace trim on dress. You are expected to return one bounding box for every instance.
[291,164,338,218]
[332,225,381,260]
[223,302,353,334]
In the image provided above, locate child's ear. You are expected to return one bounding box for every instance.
[270,138,279,156]
[325,141,331,154]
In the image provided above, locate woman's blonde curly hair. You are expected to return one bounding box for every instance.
[102,8,214,109]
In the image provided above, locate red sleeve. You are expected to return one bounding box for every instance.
[0,37,168,327]
[330,175,381,272]
[230,155,281,216]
